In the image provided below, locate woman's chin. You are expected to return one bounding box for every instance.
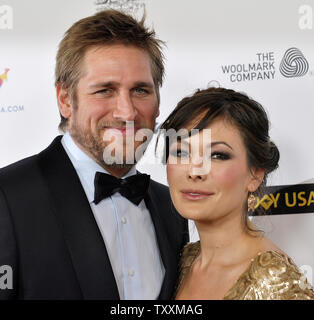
[174,206,212,222]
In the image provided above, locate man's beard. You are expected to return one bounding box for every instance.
[69,115,151,169]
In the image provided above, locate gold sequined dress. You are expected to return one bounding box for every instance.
[176,241,314,300]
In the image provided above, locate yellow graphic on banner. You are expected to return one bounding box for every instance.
[256,191,314,212]
[256,193,280,210]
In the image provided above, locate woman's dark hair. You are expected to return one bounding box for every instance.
[156,87,280,235]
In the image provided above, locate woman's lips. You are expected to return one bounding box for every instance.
[181,189,214,200]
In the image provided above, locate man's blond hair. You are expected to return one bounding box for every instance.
[55,9,165,132]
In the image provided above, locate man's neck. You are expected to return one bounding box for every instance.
[65,132,135,178]
[99,164,134,179]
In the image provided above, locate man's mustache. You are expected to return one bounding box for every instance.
[97,121,146,130]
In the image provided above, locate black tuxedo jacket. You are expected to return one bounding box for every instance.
[0,136,189,300]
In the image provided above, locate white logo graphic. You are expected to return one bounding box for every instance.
[95,0,145,15]
[299,5,313,30]
[101,122,213,175]
[0,265,13,290]
[0,5,13,30]
[300,265,313,287]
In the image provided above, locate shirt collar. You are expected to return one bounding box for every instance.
[61,131,137,203]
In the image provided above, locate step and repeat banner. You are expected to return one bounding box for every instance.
[1,0,314,282]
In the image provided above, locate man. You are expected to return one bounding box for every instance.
[0,10,188,300]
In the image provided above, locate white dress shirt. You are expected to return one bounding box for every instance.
[61,132,165,299]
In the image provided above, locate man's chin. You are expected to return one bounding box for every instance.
[101,154,138,167]
[102,162,134,169]
[101,143,145,166]
[100,149,136,166]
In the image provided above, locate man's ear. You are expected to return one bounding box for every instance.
[56,84,72,120]
[248,167,266,192]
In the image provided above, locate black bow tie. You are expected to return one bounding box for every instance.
[94,172,150,205]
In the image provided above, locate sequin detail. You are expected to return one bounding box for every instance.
[176,241,314,300]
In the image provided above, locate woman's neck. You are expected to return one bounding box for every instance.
[195,213,262,269]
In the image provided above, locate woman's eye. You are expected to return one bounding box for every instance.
[169,149,189,158]
[211,152,230,160]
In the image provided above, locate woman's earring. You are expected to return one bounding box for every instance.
[248,193,257,212]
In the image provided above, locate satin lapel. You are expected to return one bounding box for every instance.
[38,136,119,299]
[144,184,177,300]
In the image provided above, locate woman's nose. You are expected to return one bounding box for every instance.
[188,165,209,181]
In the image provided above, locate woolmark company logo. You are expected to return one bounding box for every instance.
[0,5,13,30]
[94,0,145,14]
[221,52,276,83]
[221,48,311,83]
[279,48,309,78]
[0,68,9,88]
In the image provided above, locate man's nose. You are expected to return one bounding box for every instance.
[112,91,137,121]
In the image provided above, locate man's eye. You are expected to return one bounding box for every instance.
[135,88,149,94]
[211,152,231,160]
[95,88,112,95]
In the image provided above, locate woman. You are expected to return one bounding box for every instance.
[158,87,314,300]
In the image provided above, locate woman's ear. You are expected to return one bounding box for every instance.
[248,167,266,192]
[56,84,72,120]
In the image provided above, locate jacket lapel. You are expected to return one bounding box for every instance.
[144,184,178,300]
[38,136,120,299]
